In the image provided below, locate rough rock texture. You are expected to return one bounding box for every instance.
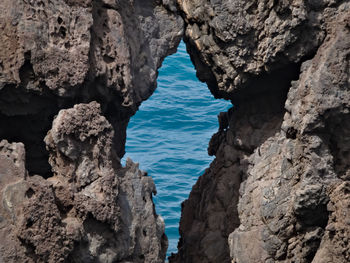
[1,0,349,262]
[0,140,29,262]
[0,0,183,176]
[171,1,350,262]
[0,102,167,262]
[0,1,183,261]
[176,0,339,101]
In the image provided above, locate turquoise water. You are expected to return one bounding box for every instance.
[124,41,231,257]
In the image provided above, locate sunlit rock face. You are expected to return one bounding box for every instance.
[170,1,350,262]
[0,0,183,262]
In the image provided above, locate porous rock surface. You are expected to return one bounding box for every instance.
[170,1,350,262]
[0,102,167,262]
[1,0,349,262]
[176,0,343,101]
[0,0,183,262]
[0,0,183,176]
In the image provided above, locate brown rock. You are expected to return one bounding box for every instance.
[0,140,29,262]
[172,1,350,262]
[0,102,167,262]
[176,0,339,101]
[0,0,183,175]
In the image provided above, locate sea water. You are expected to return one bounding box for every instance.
[124,41,232,257]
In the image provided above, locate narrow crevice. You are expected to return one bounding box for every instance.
[19,51,35,89]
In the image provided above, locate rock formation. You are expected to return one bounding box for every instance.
[0,0,182,262]
[1,0,349,262]
[0,102,167,262]
[170,0,350,262]
[0,0,183,176]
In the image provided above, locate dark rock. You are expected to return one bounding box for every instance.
[0,0,183,176]
[0,102,168,262]
[0,1,183,261]
[172,1,350,262]
[1,0,349,262]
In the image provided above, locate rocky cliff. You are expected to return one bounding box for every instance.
[170,0,350,262]
[0,0,182,262]
[1,0,349,262]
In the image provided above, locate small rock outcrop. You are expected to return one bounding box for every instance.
[171,0,350,262]
[0,102,167,262]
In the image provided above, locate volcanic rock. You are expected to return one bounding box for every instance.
[0,102,168,262]
[171,1,350,262]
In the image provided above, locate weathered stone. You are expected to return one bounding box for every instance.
[1,0,349,262]
[0,0,183,175]
[172,1,350,262]
[0,140,28,262]
[0,102,167,262]
[0,1,183,260]
[176,0,345,101]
